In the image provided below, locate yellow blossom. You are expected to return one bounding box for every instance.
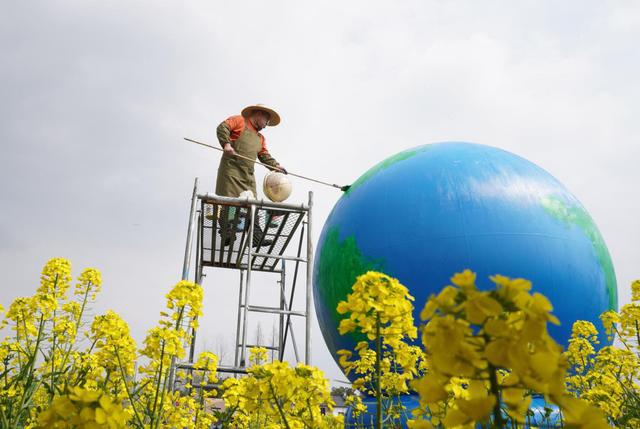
[249,346,268,366]
[38,257,72,300]
[415,270,609,429]
[75,267,102,300]
[631,279,640,302]
[36,387,128,428]
[563,280,640,424]
[451,269,477,291]
[222,360,341,428]
[337,271,416,345]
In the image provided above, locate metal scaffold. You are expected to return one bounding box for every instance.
[172,178,313,384]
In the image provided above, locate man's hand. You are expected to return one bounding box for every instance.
[223,143,237,156]
[276,165,288,174]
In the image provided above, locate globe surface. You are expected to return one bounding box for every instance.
[313,142,617,372]
[263,171,292,202]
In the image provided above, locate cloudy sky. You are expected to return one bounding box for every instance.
[2,1,639,383]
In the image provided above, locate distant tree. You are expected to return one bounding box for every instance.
[331,386,355,398]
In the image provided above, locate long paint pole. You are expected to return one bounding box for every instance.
[184,137,350,191]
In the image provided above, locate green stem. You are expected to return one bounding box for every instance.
[50,309,56,402]
[18,314,30,366]
[154,306,186,428]
[375,313,382,429]
[70,339,98,386]
[150,341,166,428]
[115,347,145,428]
[102,370,111,390]
[59,283,91,374]
[11,314,45,427]
[614,325,633,352]
[306,398,315,428]
[635,320,640,356]
[49,274,61,400]
[155,360,173,429]
[269,381,291,429]
[488,364,504,428]
[194,369,205,425]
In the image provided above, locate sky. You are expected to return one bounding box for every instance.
[1,1,639,384]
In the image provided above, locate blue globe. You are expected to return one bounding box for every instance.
[313,142,617,372]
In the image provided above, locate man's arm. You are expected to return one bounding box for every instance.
[216,120,237,156]
[258,137,286,173]
[216,121,231,148]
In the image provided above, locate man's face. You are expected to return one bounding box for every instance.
[251,110,271,130]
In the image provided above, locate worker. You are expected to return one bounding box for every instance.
[215,104,287,246]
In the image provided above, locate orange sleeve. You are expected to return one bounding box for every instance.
[224,115,246,141]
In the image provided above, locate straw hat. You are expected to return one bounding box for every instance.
[241,103,281,126]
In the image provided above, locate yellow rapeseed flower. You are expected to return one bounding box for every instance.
[222,360,341,428]
[564,280,640,424]
[37,387,128,428]
[414,270,610,429]
[631,279,640,302]
[38,258,72,300]
[337,271,416,345]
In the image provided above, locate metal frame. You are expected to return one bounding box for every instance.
[172,178,313,383]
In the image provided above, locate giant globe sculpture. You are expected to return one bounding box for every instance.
[313,142,617,373]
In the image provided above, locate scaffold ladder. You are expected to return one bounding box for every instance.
[170,178,313,388]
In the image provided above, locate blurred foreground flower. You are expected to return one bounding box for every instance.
[410,269,609,428]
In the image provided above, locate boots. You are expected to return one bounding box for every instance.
[216,206,274,248]
[252,223,274,247]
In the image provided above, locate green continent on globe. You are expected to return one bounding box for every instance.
[315,227,385,337]
[345,145,428,195]
[541,196,617,309]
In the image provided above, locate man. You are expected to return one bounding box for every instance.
[215,104,286,246]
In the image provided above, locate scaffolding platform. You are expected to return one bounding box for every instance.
[198,194,308,273]
[171,179,313,386]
